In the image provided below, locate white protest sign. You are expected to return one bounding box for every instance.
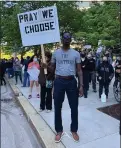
[18,6,60,46]
[83,45,91,49]
[97,46,103,53]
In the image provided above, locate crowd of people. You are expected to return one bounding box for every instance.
[0,32,121,142]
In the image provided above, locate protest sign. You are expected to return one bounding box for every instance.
[18,6,60,74]
[83,45,91,49]
[97,46,103,53]
[18,6,60,46]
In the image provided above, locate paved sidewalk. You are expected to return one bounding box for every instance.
[10,78,120,148]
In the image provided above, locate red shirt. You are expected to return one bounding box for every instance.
[28,62,40,70]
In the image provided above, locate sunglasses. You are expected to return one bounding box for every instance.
[62,33,71,39]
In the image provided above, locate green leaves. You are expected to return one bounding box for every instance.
[1,1,79,54]
[1,1,120,54]
[75,2,120,49]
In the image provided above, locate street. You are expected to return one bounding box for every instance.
[1,84,43,148]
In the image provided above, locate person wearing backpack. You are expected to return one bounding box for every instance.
[97,55,114,100]
[39,51,55,113]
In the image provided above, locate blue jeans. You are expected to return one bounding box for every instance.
[7,68,14,78]
[88,71,96,90]
[23,71,30,87]
[53,77,79,133]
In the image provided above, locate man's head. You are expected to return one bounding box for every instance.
[62,32,72,48]
[87,54,92,59]
[103,56,108,62]
[117,56,121,61]
[27,56,30,60]
[80,51,86,58]
[15,57,19,62]
[45,51,52,62]
[105,51,109,57]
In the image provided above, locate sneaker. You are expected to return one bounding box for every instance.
[46,110,51,113]
[28,95,32,99]
[37,94,40,98]
[55,132,64,143]
[70,132,79,142]
[39,109,44,112]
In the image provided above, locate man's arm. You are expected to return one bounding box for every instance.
[109,65,114,80]
[76,63,83,96]
[76,63,83,87]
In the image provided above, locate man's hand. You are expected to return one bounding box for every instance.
[99,76,102,80]
[79,86,83,97]
[41,63,47,68]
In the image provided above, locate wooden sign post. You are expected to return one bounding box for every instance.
[41,44,47,74]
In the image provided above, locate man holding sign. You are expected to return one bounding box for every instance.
[18,6,83,143]
[42,32,83,142]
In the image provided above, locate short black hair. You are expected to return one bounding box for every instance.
[61,32,72,38]
[45,51,52,59]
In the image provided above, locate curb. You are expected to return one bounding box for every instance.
[8,79,65,148]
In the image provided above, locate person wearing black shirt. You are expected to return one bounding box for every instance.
[97,56,114,99]
[87,54,97,92]
[80,52,89,98]
[114,56,121,86]
[0,60,6,85]
[22,56,30,87]
[6,59,14,78]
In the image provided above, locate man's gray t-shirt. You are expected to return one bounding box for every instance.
[51,48,81,76]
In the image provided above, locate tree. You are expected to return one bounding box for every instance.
[1,1,81,55]
[75,2,120,49]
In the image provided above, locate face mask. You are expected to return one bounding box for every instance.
[81,54,85,58]
[88,56,91,59]
[33,58,37,62]
[105,54,109,57]
[81,58,85,61]
[16,59,18,62]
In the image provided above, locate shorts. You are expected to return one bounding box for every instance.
[30,76,38,81]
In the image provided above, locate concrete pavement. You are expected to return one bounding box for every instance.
[1,84,43,148]
[8,78,120,148]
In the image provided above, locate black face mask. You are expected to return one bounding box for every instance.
[105,54,109,57]
[81,54,85,58]
[103,60,108,64]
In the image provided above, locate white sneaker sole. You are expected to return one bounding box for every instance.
[55,132,64,143]
[70,132,79,143]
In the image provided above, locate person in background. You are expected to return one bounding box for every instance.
[13,57,22,85]
[114,56,121,86]
[6,59,14,78]
[80,51,89,98]
[97,55,114,100]
[0,60,6,85]
[87,54,97,92]
[28,55,40,99]
[22,56,30,87]
[105,50,112,65]
[39,52,54,112]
